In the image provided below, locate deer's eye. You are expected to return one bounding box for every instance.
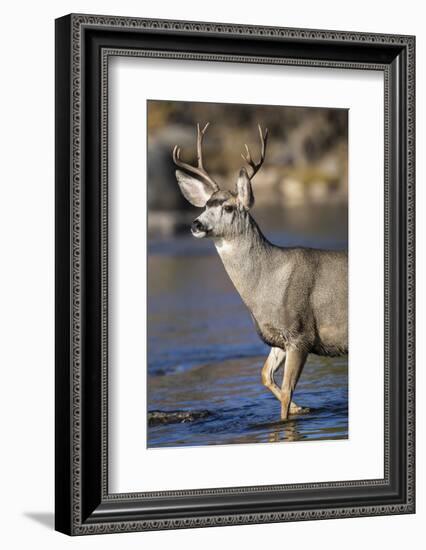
[223,205,234,213]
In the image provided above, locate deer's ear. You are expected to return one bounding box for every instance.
[175,170,215,207]
[236,168,254,210]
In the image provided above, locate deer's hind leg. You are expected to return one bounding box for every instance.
[261,348,304,413]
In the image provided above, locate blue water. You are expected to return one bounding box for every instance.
[147,225,348,448]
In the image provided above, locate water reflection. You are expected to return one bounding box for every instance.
[267,419,302,443]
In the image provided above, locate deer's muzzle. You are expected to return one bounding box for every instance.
[191,219,209,238]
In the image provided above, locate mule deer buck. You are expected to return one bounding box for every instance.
[173,123,348,420]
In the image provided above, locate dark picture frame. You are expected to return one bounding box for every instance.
[55,14,415,535]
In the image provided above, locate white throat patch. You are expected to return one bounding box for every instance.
[214,239,234,255]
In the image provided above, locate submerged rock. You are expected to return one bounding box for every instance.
[148,410,212,426]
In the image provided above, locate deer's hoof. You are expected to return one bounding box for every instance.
[289,403,310,415]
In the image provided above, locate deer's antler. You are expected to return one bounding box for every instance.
[240,124,269,180]
[173,123,219,190]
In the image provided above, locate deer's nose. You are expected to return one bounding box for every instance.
[191,220,204,232]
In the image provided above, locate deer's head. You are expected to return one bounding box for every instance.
[173,123,268,239]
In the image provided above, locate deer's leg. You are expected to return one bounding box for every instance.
[280,349,308,421]
[289,401,307,414]
[261,348,303,412]
[261,347,285,401]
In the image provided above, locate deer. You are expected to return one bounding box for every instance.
[172,123,348,420]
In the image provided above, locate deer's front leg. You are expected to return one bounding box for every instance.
[262,348,305,412]
[261,347,285,401]
[280,349,308,420]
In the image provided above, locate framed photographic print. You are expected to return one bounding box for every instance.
[55,14,415,535]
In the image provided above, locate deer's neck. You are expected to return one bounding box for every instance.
[213,216,272,310]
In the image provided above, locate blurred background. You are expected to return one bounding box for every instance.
[147,100,348,448]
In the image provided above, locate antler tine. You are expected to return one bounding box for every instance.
[240,124,269,180]
[173,123,218,190]
[196,122,210,170]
